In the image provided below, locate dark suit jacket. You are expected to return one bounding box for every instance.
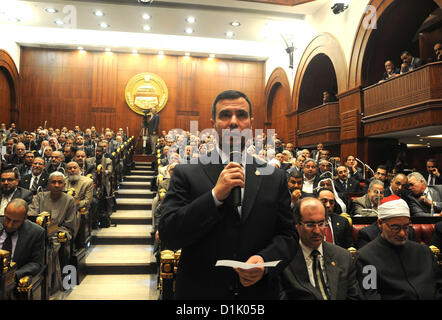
[279,241,362,300]
[330,213,354,249]
[423,172,442,186]
[334,177,360,194]
[430,221,442,249]
[0,187,33,205]
[0,219,45,280]
[147,114,160,135]
[357,222,416,249]
[407,185,442,216]
[401,57,424,73]
[19,172,49,193]
[159,153,298,300]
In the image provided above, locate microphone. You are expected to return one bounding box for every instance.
[230,150,242,208]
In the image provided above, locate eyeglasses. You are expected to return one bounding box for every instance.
[385,222,411,233]
[300,220,328,229]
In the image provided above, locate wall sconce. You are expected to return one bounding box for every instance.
[331,3,348,14]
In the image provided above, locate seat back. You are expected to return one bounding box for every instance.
[413,224,435,245]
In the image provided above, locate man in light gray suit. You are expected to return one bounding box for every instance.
[279,197,362,300]
[0,198,45,283]
[407,172,442,216]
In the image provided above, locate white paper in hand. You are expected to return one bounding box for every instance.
[215,260,281,269]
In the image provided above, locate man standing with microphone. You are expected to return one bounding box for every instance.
[159,90,298,299]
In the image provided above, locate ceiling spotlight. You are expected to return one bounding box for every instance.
[105,48,111,52]
[142,13,151,20]
[54,19,64,25]
[158,51,164,55]
[225,31,234,38]
[77,46,84,50]
[93,10,105,17]
[230,21,241,27]
[186,16,196,23]
[99,22,109,28]
[331,3,349,14]
[143,25,151,31]
[138,0,154,4]
[185,28,193,34]
[132,49,138,54]
[45,8,58,13]
[209,54,215,58]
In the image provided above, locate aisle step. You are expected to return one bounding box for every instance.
[124,175,153,182]
[116,189,154,199]
[65,275,159,300]
[130,170,155,175]
[85,244,156,274]
[111,210,152,224]
[92,224,153,245]
[119,181,151,189]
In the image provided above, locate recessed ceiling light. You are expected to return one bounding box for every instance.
[185,28,193,34]
[158,51,164,55]
[416,134,420,137]
[54,19,64,25]
[93,10,105,17]
[209,54,215,59]
[105,48,111,52]
[132,49,138,54]
[45,8,58,13]
[225,31,234,38]
[185,52,190,57]
[230,21,241,27]
[99,22,109,28]
[142,13,151,20]
[186,16,196,23]
[143,25,151,31]
[77,46,84,50]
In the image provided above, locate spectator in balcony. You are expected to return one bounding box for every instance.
[380,60,399,82]
[355,195,442,300]
[431,42,442,62]
[406,172,442,217]
[352,180,384,217]
[423,158,441,186]
[322,91,337,104]
[400,51,424,74]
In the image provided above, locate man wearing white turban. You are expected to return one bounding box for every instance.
[355,195,442,300]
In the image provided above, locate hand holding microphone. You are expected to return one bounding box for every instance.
[213,161,244,204]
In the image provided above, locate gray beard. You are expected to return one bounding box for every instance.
[68,174,80,183]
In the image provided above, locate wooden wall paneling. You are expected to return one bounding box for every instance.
[0,69,11,124]
[18,47,265,139]
[0,49,19,125]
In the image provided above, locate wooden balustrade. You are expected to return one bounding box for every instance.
[297,102,340,146]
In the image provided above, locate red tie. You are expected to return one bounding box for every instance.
[325,225,334,243]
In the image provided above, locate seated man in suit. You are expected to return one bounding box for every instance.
[74,150,95,177]
[19,157,49,195]
[352,179,384,216]
[384,173,408,198]
[423,158,441,186]
[316,188,354,249]
[400,50,424,74]
[380,60,399,81]
[302,159,320,194]
[6,142,26,167]
[279,197,361,300]
[0,169,33,215]
[1,198,45,285]
[17,151,34,177]
[344,155,364,182]
[407,172,442,216]
[288,170,311,207]
[317,178,349,214]
[355,195,442,300]
[46,151,66,175]
[334,165,360,194]
[357,195,416,248]
[430,221,442,249]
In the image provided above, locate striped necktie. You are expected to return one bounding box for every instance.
[311,250,330,300]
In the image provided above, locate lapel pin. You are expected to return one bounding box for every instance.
[331,261,336,266]
[337,222,340,226]
[255,170,260,176]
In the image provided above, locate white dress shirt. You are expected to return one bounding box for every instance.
[0,229,18,259]
[302,175,315,194]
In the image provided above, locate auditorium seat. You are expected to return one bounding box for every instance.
[413,223,435,245]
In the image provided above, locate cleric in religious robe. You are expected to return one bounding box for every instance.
[354,195,442,300]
